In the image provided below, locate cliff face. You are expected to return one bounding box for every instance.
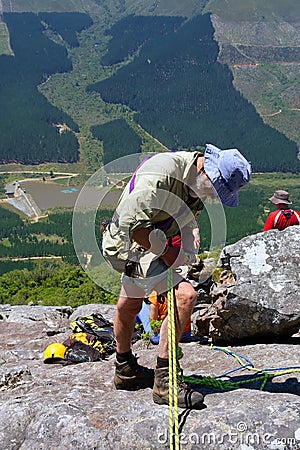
[211,13,300,152]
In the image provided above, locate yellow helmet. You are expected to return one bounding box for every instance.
[43,343,67,364]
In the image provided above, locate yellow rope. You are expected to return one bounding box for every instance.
[167,268,180,450]
[168,280,174,449]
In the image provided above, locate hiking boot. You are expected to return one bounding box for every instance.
[152,367,204,409]
[114,354,154,390]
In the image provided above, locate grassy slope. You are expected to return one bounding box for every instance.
[6,0,300,21]
[7,0,84,13]
[0,20,11,54]
[204,0,300,22]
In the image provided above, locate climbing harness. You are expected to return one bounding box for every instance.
[183,345,300,391]
[167,268,180,450]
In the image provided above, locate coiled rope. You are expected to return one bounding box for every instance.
[167,268,180,450]
[183,345,300,391]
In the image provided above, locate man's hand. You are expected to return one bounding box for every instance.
[181,226,200,255]
[192,227,201,251]
[131,227,155,250]
[131,227,190,268]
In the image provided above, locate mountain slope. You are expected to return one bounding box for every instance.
[205,1,300,167]
[205,0,300,22]
[90,13,298,171]
[0,0,299,170]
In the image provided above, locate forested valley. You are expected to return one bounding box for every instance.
[91,119,143,171]
[0,13,92,163]
[90,14,299,173]
[0,12,299,172]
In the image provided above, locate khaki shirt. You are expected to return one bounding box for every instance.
[102,151,203,267]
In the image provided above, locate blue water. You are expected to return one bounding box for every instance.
[61,188,78,194]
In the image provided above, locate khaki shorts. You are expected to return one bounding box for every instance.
[122,250,189,297]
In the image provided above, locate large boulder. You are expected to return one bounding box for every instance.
[194,226,300,343]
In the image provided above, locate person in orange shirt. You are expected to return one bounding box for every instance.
[137,290,192,345]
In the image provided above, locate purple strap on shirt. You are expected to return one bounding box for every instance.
[129,156,152,193]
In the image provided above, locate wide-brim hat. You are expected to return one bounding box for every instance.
[204,144,252,207]
[269,190,292,205]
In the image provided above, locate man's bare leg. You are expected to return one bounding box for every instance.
[152,280,204,407]
[113,282,154,390]
[114,285,144,353]
[158,280,197,358]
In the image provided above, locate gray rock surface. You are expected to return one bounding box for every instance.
[0,303,300,450]
[194,226,300,343]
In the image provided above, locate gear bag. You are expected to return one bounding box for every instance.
[44,313,142,365]
[69,313,116,355]
[64,332,106,356]
[64,340,103,364]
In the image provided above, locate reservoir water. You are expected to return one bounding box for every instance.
[20,180,121,212]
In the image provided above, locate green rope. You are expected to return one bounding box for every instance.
[183,372,274,391]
